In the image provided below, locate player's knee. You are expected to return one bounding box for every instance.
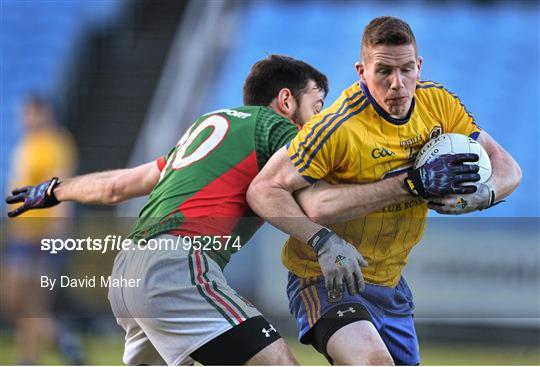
[325,319,394,365]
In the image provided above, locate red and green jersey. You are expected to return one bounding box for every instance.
[130,106,298,268]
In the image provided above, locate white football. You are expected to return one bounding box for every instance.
[414,133,492,182]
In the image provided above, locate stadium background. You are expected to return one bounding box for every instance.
[1,0,538,364]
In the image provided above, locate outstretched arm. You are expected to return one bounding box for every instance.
[6,161,161,217]
[55,161,160,204]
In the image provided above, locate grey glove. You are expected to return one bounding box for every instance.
[308,228,368,298]
[428,182,500,214]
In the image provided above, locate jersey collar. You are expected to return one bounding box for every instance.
[359,81,414,125]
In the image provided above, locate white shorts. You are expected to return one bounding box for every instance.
[107,235,261,365]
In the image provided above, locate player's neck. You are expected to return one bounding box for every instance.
[359,81,414,125]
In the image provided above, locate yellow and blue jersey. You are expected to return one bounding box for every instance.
[8,129,77,240]
[284,80,481,287]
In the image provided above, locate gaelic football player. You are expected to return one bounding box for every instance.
[7,55,330,365]
[248,17,521,365]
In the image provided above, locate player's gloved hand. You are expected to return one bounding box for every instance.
[308,228,368,298]
[405,153,481,198]
[5,177,61,217]
[428,181,502,215]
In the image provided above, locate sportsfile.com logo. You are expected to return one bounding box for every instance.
[39,235,241,254]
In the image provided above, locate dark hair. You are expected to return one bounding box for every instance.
[361,16,417,60]
[243,54,328,106]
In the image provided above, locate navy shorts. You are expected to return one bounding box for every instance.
[287,273,420,365]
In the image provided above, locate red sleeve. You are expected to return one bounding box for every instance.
[156,156,167,172]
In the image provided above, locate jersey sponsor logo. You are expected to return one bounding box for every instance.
[400,135,424,160]
[371,147,395,159]
[400,135,423,148]
[380,197,424,213]
[206,108,251,119]
[382,203,403,213]
[262,324,276,337]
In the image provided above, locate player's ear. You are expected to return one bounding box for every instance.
[269,88,296,118]
[277,88,295,114]
[416,56,423,79]
[355,62,366,83]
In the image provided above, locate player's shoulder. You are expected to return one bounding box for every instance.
[321,82,366,115]
[415,80,470,114]
[415,79,459,102]
[302,82,367,133]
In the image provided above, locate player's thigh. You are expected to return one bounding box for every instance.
[327,320,394,365]
[116,317,167,366]
[190,316,297,366]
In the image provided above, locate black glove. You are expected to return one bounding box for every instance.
[405,153,480,198]
[6,177,61,217]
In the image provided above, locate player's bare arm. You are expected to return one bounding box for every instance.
[253,148,481,226]
[294,173,411,224]
[248,142,475,295]
[56,161,160,204]
[475,130,521,201]
[6,161,160,217]
[428,131,521,214]
[248,147,321,242]
[248,147,369,296]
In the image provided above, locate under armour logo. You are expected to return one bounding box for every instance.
[262,324,276,337]
[337,307,356,317]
